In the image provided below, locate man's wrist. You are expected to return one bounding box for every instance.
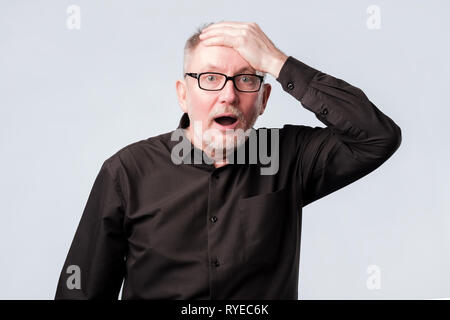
[276,56,320,101]
[268,52,289,78]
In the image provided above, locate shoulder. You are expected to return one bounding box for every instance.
[255,124,334,157]
[103,131,173,175]
[255,124,319,144]
[279,123,331,142]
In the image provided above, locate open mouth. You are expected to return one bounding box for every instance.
[213,114,238,126]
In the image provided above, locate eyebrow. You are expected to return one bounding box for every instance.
[202,64,256,74]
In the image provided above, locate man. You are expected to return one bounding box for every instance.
[55,22,401,299]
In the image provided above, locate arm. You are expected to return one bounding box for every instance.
[277,56,402,206]
[199,21,401,206]
[55,158,127,299]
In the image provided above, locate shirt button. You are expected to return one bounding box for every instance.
[213,173,219,179]
[320,108,329,116]
[210,216,218,223]
[287,82,294,90]
[212,258,220,267]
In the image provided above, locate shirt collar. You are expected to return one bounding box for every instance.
[177,112,190,130]
[168,113,210,165]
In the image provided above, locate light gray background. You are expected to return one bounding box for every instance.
[1,0,449,299]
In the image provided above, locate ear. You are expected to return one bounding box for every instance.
[258,83,271,115]
[176,79,188,113]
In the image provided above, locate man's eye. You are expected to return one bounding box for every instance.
[240,76,253,83]
[206,75,217,81]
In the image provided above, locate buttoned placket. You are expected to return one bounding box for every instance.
[206,167,224,300]
[175,114,246,299]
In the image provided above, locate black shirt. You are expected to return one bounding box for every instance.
[55,56,401,299]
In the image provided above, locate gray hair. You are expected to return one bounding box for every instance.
[183,22,266,81]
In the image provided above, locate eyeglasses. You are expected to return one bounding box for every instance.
[184,72,264,92]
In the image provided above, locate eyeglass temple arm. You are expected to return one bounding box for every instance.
[184,73,198,78]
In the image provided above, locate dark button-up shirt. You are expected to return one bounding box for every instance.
[55,56,402,299]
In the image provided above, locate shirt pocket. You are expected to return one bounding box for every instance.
[238,187,290,266]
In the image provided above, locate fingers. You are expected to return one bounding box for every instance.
[197,21,283,77]
[199,26,244,41]
[202,21,257,32]
[199,25,248,49]
[200,35,237,48]
[201,21,258,40]
[202,21,249,32]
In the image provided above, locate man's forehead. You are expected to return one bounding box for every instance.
[201,63,256,73]
[191,45,255,73]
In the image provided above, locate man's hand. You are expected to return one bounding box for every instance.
[199,21,288,78]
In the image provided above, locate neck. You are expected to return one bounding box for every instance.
[185,125,229,168]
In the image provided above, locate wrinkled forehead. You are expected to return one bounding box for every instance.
[189,43,256,74]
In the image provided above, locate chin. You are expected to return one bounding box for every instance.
[207,131,247,154]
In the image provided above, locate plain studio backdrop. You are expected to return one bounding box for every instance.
[0,0,449,299]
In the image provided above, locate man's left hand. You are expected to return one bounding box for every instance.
[199,21,288,78]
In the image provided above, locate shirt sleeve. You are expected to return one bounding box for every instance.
[276,56,402,207]
[55,158,127,299]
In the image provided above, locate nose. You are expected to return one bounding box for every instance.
[219,78,238,105]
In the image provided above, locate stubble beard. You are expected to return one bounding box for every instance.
[188,105,261,162]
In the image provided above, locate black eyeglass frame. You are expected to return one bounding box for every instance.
[184,72,264,92]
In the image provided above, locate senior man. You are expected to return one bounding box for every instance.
[55,21,401,299]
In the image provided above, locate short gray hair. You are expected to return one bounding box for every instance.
[183,22,266,81]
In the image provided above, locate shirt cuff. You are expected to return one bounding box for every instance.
[276,56,320,101]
